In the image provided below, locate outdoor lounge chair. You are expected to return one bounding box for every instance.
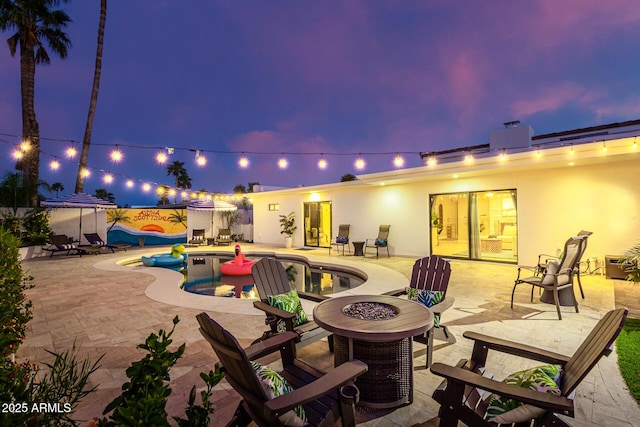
[529,230,593,299]
[216,228,233,246]
[188,228,207,246]
[329,224,350,255]
[429,308,628,427]
[512,235,586,319]
[252,257,334,351]
[365,224,390,258]
[196,312,367,427]
[385,255,456,367]
[43,234,83,257]
[83,233,130,252]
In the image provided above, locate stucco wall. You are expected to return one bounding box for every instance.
[251,157,640,264]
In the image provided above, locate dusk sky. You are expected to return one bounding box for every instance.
[1,1,639,206]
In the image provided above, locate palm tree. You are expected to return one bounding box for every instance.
[51,182,64,197]
[106,208,131,232]
[166,161,191,204]
[168,209,187,229]
[94,188,115,203]
[0,0,72,207]
[75,0,107,193]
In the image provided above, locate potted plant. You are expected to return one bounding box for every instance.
[279,211,297,248]
[622,241,640,283]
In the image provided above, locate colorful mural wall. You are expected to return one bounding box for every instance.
[106,208,187,246]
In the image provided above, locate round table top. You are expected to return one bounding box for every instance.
[313,294,433,342]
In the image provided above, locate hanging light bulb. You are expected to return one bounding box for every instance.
[569,144,574,156]
[238,154,249,169]
[110,146,123,163]
[535,148,542,158]
[278,156,288,170]
[81,168,90,178]
[168,188,176,197]
[633,137,638,149]
[602,142,608,153]
[12,148,23,160]
[126,180,134,188]
[427,156,437,166]
[103,174,114,184]
[181,191,188,199]
[317,156,327,170]
[142,183,151,192]
[20,140,31,152]
[393,155,405,168]
[354,156,366,170]
[50,159,60,170]
[65,146,77,159]
[156,151,168,164]
[464,153,473,163]
[195,150,207,166]
[499,150,507,162]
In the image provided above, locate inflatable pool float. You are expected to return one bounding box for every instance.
[141,244,188,268]
[220,244,256,276]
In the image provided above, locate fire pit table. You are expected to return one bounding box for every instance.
[313,294,433,409]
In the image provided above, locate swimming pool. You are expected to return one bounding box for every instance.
[130,253,366,299]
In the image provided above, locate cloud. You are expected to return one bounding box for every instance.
[510,83,585,118]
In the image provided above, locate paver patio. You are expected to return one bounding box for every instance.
[18,244,640,426]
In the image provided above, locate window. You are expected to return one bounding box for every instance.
[268,203,280,211]
[430,189,517,263]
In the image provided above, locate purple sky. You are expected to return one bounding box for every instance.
[1,0,640,206]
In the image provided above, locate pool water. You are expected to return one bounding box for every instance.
[181,255,365,299]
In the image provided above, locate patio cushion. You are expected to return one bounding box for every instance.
[250,361,307,426]
[407,288,443,327]
[375,238,387,247]
[486,364,562,423]
[267,289,308,332]
[539,261,569,285]
[57,243,77,250]
[336,236,349,244]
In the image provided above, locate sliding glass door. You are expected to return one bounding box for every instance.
[303,201,332,248]
[430,190,517,262]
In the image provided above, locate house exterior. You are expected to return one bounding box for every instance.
[250,120,640,266]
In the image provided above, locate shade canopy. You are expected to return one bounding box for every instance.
[186,199,237,212]
[42,192,117,209]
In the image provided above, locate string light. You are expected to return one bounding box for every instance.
[464,153,473,163]
[65,146,77,159]
[427,156,437,166]
[535,148,542,159]
[195,150,207,166]
[354,156,366,170]
[317,157,328,170]
[633,137,638,149]
[80,168,90,178]
[569,144,574,156]
[142,183,151,192]
[238,154,249,169]
[277,156,288,170]
[103,174,114,184]
[12,148,23,160]
[602,142,608,153]
[50,159,60,170]
[393,155,405,168]
[499,150,507,162]
[126,180,134,188]
[155,151,168,164]
[110,146,123,163]
[20,140,31,152]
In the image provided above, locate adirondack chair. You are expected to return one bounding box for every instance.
[385,255,455,367]
[512,236,586,319]
[252,257,334,351]
[196,312,367,427]
[330,224,350,255]
[429,308,628,426]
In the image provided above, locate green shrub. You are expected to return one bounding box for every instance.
[98,316,224,426]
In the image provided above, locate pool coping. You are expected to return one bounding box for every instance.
[93,247,409,316]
